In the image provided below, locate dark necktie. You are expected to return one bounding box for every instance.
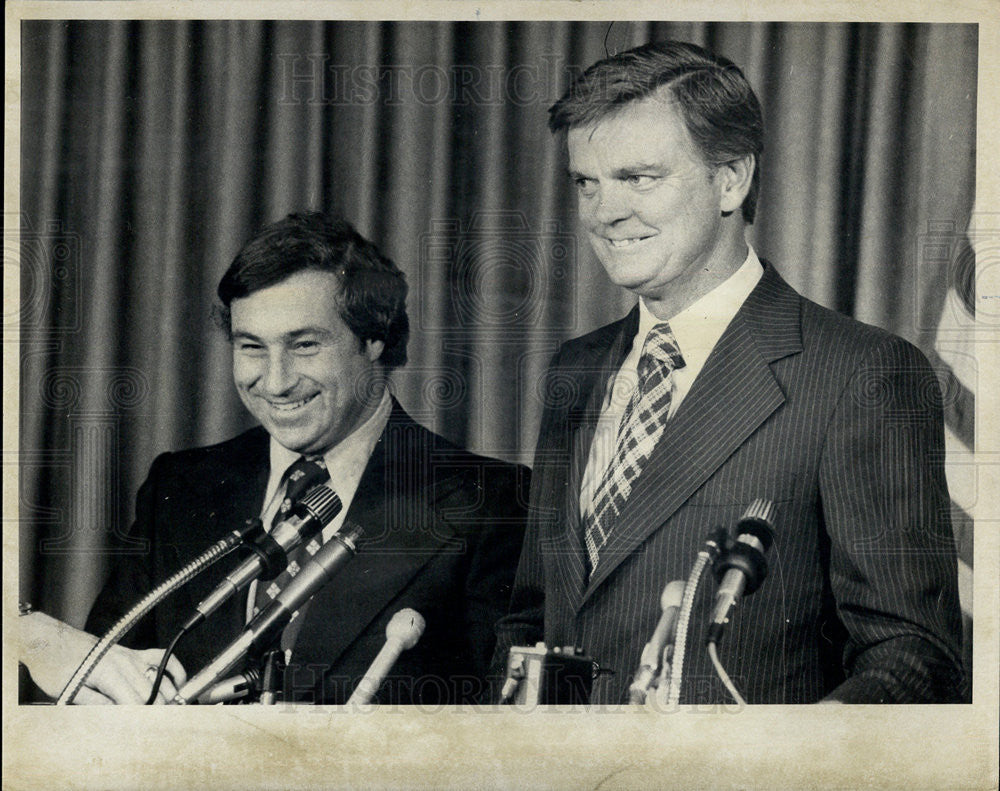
[252,455,331,617]
[583,323,685,575]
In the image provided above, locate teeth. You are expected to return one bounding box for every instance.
[609,237,645,248]
[270,396,314,411]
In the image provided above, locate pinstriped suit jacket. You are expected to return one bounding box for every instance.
[495,263,965,704]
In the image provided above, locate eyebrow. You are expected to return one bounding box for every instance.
[230,327,333,342]
[613,163,662,173]
[566,163,663,180]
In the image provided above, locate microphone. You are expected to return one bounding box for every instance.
[629,580,685,704]
[171,522,363,704]
[347,609,426,705]
[706,499,776,645]
[183,485,343,630]
[196,668,261,705]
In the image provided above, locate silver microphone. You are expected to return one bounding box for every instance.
[628,580,685,704]
[347,609,426,705]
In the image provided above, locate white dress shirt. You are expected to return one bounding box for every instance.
[579,248,764,516]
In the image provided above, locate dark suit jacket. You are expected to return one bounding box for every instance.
[87,400,528,704]
[494,264,965,704]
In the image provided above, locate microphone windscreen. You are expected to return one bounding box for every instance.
[296,485,343,525]
[660,580,685,611]
[387,608,425,650]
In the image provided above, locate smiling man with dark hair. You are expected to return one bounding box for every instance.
[86,212,527,705]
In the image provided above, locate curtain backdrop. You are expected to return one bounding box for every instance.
[18,21,976,648]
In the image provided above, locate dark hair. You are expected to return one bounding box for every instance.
[216,212,409,370]
[549,40,764,224]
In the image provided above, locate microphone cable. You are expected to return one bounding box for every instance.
[707,641,747,706]
[144,625,189,705]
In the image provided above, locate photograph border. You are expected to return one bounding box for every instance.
[4,3,998,790]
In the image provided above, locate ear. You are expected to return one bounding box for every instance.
[717,154,755,216]
[364,338,386,362]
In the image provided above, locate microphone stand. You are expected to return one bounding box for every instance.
[662,528,727,708]
[259,649,285,706]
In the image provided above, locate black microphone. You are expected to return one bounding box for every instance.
[182,485,343,631]
[196,668,261,705]
[171,522,363,704]
[706,499,776,645]
[628,580,685,704]
[346,609,426,705]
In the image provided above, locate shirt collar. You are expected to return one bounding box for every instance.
[636,246,764,366]
[267,387,393,486]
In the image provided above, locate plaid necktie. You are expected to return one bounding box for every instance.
[583,323,685,575]
[252,455,331,617]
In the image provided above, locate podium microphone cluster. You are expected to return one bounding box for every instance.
[706,498,776,646]
[183,485,343,631]
[171,521,363,704]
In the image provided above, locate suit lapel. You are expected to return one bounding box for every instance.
[291,403,459,671]
[174,428,270,648]
[550,310,639,614]
[582,264,803,603]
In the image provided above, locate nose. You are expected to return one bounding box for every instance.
[261,350,297,395]
[588,183,633,226]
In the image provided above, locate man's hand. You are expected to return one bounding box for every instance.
[20,611,188,704]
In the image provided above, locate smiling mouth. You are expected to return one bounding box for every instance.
[606,236,652,248]
[267,393,318,412]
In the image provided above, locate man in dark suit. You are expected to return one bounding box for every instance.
[494,41,964,704]
[85,212,527,704]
